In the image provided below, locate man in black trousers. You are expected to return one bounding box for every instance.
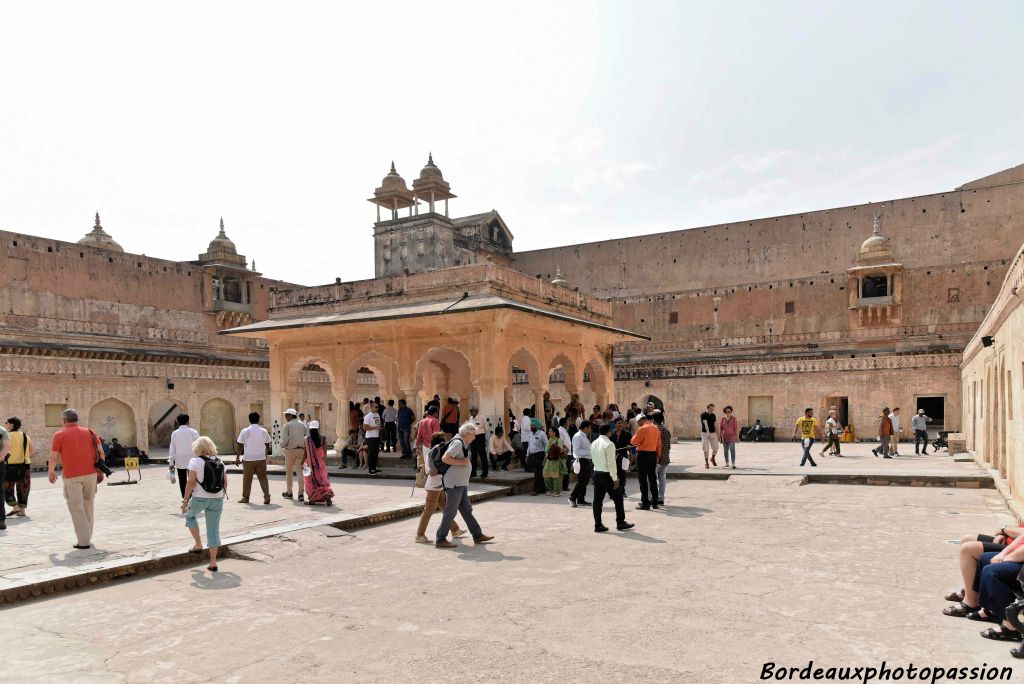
[591,424,633,532]
[568,421,593,508]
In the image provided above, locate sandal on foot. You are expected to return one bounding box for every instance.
[980,626,1022,641]
[943,602,980,618]
[968,608,1000,623]
[189,546,203,553]
[944,589,966,603]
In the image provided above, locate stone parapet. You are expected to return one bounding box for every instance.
[614,351,961,381]
[270,263,613,322]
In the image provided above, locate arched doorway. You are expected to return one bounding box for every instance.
[149,397,186,448]
[88,398,137,447]
[200,398,236,455]
[415,347,473,417]
[508,348,542,419]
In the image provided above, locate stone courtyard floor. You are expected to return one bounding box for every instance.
[4,465,1023,682]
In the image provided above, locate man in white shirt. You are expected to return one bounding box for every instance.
[569,421,593,508]
[467,406,488,479]
[890,407,902,456]
[236,411,271,504]
[363,402,383,475]
[168,414,199,498]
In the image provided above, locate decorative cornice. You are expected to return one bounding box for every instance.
[614,352,962,381]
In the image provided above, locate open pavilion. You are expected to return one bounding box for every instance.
[224,262,646,449]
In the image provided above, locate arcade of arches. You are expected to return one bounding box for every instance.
[231,305,638,452]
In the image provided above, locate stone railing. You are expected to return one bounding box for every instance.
[616,322,978,357]
[269,263,613,321]
[613,351,962,380]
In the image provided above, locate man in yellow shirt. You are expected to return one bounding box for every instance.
[792,408,821,467]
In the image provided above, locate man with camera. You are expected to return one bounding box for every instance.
[49,408,106,549]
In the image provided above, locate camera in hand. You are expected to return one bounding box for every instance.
[94,458,114,477]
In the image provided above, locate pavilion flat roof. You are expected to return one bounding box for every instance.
[220,294,649,340]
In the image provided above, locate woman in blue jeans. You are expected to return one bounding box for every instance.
[181,436,227,572]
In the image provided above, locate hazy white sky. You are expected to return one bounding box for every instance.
[1,1,1021,285]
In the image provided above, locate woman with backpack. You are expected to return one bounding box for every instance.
[181,436,227,572]
[414,432,465,544]
[543,426,568,496]
[3,417,33,517]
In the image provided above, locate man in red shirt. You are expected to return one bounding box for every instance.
[49,408,102,549]
[416,406,442,460]
[630,414,662,510]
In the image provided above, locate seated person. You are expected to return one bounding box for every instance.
[973,543,1024,643]
[943,526,1024,618]
[488,426,513,472]
[340,429,358,469]
[108,438,127,462]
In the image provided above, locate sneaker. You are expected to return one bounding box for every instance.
[594,525,609,533]
[568,499,578,508]
[237,498,250,504]
[617,522,635,531]
[473,534,494,544]
[281,492,293,499]
[452,529,467,538]
[436,540,457,549]
[297,495,304,502]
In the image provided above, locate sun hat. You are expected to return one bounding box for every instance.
[285,408,298,416]
[309,420,320,429]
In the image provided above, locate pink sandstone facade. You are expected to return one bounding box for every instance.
[1,157,1022,454]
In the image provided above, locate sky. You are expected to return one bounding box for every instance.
[1,1,1021,285]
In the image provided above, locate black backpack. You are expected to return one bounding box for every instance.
[197,456,225,494]
[430,437,466,478]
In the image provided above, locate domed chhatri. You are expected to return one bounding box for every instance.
[198,217,247,267]
[207,217,238,254]
[369,161,417,221]
[77,212,124,252]
[412,152,456,216]
[380,161,410,193]
[858,215,894,263]
[418,152,444,180]
[551,265,569,288]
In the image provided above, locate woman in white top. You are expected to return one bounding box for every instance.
[181,436,228,571]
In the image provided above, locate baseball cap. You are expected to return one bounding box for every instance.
[284,408,298,416]
[918,409,925,414]
[309,420,320,429]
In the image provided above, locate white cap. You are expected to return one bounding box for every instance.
[308,420,320,429]
[284,408,298,416]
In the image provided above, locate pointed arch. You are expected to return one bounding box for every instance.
[88,398,137,447]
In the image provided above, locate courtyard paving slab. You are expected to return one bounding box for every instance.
[3,478,1020,682]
